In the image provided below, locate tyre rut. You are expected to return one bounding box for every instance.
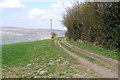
[62,38,118,73]
[55,39,118,78]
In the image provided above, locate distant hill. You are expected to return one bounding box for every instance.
[0,27,66,44]
[0,26,22,28]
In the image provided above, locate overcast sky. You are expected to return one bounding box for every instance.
[0,0,85,30]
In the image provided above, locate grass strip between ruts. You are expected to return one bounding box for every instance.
[60,41,96,62]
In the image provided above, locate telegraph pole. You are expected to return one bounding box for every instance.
[50,19,52,32]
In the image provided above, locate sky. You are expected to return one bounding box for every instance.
[0,0,119,30]
[0,0,85,30]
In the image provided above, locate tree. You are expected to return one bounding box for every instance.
[62,1,120,50]
[51,32,57,38]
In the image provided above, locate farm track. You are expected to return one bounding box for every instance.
[63,38,118,73]
[65,39,118,63]
[55,38,118,78]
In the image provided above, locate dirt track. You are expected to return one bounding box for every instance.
[63,38,118,72]
[55,38,118,78]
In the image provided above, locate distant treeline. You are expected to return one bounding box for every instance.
[62,2,120,50]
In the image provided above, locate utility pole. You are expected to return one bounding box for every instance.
[50,19,52,33]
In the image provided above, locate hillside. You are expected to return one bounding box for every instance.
[1,1,119,79]
[2,38,93,78]
[0,27,65,45]
[2,37,118,78]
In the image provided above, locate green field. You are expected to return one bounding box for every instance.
[2,37,118,67]
[2,37,119,78]
[3,38,102,78]
[2,38,70,67]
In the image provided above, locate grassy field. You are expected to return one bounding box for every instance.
[3,37,118,67]
[2,38,69,67]
[67,39,119,60]
[3,38,100,78]
[2,37,118,78]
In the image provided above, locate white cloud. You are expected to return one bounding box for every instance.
[0,0,26,8]
[51,1,74,10]
[51,0,85,9]
[29,8,46,16]
[51,2,63,8]
[28,8,46,19]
